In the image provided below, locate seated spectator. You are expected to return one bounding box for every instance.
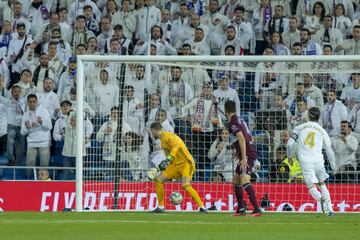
[83,5,99,34]
[62,111,93,180]
[314,15,343,55]
[70,15,95,48]
[208,128,234,182]
[284,82,316,117]
[21,94,52,178]
[37,168,51,181]
[322,90,348,136]
[187,27,210,55]
[331,121,358,183]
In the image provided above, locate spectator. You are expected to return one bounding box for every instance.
[332,3,352,39]
[303,2,326,35]
[107,25,134,55]
[21,94,52,178]
[220,0,239,19]
[0,99,7,157]
[277,152,303,183]
[46,41,67,79]
[62,110,93,180]
[37,78,60,120]
[67,0,101,26]
[187,27,210,55]
[322,89,348,136]
[7,22,33,89]
[183,80,220,181]
[303,73,324,108]
[31,52,56,91]
[314,15,343,55]
[4,1,31,36]
[147,93,173,125]
[0,84,26,165]
[83,5,99,34]
[252,0,272,55]
[164,0,180,20]
[119,131,146,181]
[270,31,291,55]
[300,28,322,55]
[111,0,136,40]
[136,0,161,41]
[231,6,253,55]
[210,25,245,56]
[16,69,37,98]
[326,0,354,19]
[97,17,113,54]
[86,37,99,55]
[159,9,173,43]
[213,75,240,121]
[102,0,118,17]
[282,17,300,50]
[348,98,360,135]
[53,100,72,158]
[69,88,95,120]
[208,128,234,182]
[44,29,72,66]
[37,168,51,181]
[265,5,289,37]
[341,73,360,111]
[122,85,145,135]
[331,121,358,183]
[57,56,77,101]
[125,64,152,102]
[0,20,14,59]
[93,68,120,121]
[70,15,95,48]
[337,25,360,55]
[178,13,208,49]
[255,47,285,110]
[27,0,53,37]
[284,82,316,116]
[290,97,308,128]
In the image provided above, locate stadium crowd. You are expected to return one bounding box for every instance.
[0,0,359,183]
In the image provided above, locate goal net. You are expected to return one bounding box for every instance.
[75,55,360,212]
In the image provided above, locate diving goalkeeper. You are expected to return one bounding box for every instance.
[149,122,207,213]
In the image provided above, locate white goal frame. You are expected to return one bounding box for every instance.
[75,55,360,212]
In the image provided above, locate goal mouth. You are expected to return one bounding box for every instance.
[73,55,360,212]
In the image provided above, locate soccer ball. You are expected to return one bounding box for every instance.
[169,191,183,205]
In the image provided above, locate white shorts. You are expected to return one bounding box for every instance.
[301,163,329,186]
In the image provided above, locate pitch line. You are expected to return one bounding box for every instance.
[0,219,341,225]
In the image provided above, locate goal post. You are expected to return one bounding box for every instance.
[76,55,360,212]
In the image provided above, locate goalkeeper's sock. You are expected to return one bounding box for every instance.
[155,181,165,208]
[234,185,245,210]
[243,183,260,211]
[183,184,204,208]
[308,186,322,201]
[319,184,334,212]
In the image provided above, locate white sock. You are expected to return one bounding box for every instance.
[309,186,322,201]
[319,184,334,212]
[158,206,164,209]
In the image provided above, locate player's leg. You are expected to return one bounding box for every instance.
[239,173,261,216]
[233,173,246,216]
[153,173,167,213]
[181,163,206,212]
[318,182,334,215]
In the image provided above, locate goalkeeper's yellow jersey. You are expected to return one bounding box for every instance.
[160,132,194,165]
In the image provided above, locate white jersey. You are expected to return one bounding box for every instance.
[287,121,336,185]
[288,121,335,169]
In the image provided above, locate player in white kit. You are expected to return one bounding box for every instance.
[287,107,336,216]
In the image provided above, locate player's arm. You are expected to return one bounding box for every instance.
[287,129,298,158]
[236,131,247,167]
[323,130,336,171]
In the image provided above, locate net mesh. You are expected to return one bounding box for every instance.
[76,58,360,212]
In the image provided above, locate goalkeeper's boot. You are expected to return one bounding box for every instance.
[150,207,165,214]
[250,208,262,217]
[199,208,208,214]
[233,208,246,217]
[320,197,330,215]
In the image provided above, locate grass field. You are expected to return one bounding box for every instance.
[0,212,359,240]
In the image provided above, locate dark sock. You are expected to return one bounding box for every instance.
[234,185,244,211]
[243,183,259,211]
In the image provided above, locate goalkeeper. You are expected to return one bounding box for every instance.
[149,122,207,213]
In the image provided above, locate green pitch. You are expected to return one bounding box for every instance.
[0,212,359,240]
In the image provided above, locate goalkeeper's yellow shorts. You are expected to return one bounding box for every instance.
[163,162,195,180]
